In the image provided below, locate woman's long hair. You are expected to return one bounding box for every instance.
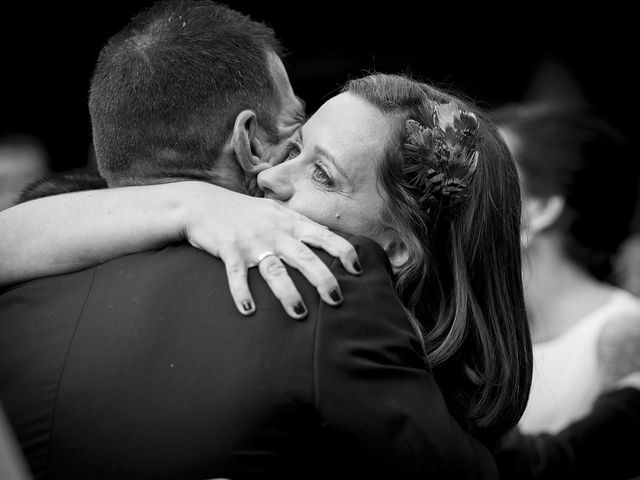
[345,74,532,444]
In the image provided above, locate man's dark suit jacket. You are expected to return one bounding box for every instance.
[0,236,497,479]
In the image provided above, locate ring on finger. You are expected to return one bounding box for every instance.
[257,250,277,264]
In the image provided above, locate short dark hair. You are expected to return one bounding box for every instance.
[89,0,283,185]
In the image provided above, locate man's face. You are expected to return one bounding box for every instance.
[260,52,306,165]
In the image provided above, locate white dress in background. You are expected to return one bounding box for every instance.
[519,288,640,434]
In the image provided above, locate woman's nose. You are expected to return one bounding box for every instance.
[257,164,294,201]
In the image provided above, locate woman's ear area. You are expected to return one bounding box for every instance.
[232,110,270,175]
[521,194,566,245]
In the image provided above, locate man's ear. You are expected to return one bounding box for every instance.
[232,110,270,175]
[522,194,565,245]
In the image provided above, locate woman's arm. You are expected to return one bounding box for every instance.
[0,181,361,318]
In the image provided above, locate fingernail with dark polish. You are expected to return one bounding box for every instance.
[329,288,342,303]
[242,301,253,312]
[353,260,362,273]
[293,302,307,316]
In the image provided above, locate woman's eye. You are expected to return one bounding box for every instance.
[312,163,335,188]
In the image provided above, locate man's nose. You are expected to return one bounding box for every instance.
[256,164,293,201]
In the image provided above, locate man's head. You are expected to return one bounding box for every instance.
[90,0,304,191]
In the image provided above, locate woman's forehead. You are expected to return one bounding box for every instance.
[303,93,390,171]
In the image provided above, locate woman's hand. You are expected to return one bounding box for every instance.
[181,182,362,318]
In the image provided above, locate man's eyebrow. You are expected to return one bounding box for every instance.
[295,96,307,118]
[277,122,305,144]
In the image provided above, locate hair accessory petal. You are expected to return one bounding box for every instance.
[403,102,480,212]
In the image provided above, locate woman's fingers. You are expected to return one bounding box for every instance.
[257,253,308,319]
[276,236,343,307]
[297,226,362,275]
[222,246,316,319]
[221,225,361,318]
[223,255,255,316]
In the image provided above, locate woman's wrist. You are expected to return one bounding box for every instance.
[175,181,240,252]
[155,181,204,245]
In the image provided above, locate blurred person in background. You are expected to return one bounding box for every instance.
[612,194,640,297]
[0,134,50,210]
[0,404,31,480]
[491,102,640,479]
[15,141,106,203]
[493,101,640,435]
[523,56,640,302]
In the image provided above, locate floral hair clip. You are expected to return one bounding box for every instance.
[403,101,479,211]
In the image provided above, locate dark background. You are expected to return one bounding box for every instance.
[0,1,635,173]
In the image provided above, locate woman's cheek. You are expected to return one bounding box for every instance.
[309,198,343,231]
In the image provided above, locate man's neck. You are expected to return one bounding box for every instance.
[108,171,246,194]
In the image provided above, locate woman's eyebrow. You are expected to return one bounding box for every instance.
[314,145,353,186]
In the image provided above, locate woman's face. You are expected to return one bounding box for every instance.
[257,92,392,240]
